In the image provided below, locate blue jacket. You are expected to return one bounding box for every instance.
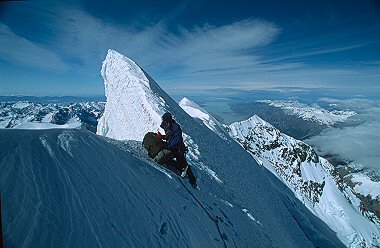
[164,122,184,149]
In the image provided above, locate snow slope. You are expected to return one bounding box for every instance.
[0,128,251,248]
[95,49,345,247]
[351,174,380,199]
[228,115,380,247]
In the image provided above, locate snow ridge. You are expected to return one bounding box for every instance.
[1,129,240,248]
[179,97,229,140]
[97,49,167,141]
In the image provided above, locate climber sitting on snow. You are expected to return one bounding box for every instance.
[155,112,196,187]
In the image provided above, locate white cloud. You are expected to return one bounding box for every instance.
[262,43,369,64]
[51,9,357,90]
[49,8,281,77]
[2,3,380,93]
[0,23,68,71]
[307,100,380,169]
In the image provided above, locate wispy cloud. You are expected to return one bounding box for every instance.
[0,23,68,71]
[2,2,380,94]
[263,43,369,64]
[49,8,342,90]
[49,7,281,76]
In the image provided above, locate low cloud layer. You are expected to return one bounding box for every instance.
[307,99,380,169]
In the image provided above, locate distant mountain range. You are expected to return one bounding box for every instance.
[0,102,104,132]
[258,100,356,126]
[0,95,105,103]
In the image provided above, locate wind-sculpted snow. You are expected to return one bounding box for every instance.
[228,115,380,247]
[97,49,167,141]
[93,49,345,247]
[0,129,249,248]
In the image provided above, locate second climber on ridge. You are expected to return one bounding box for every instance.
[158,112,197,187]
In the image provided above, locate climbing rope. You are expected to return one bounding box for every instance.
[177,178,229,248]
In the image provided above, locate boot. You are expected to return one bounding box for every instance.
[180,165,188,178]
[187,167,197,187]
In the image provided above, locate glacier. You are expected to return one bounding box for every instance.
[179,97,380,247]
[0,49,346,247]
[258,100,356,126]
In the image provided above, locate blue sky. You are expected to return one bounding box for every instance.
[0,0,379,96]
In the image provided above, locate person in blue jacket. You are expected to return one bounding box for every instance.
[159,112,197,187]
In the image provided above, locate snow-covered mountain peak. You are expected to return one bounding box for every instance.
[228,114,380,246]
[102,49,150,95]
[178,97,212,124]
[179,97,228,140]
[245,114,274,128]
[249,114,269,123]
[179,97,194,108]
[228,114,282,145]
[97,49,167,141]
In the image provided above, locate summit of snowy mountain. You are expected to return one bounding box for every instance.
[97,49,168,141]
[228,114,380,247]
[93,49,346,247]
[179,97,229,140]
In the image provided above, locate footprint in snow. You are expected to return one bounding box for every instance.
[160,222,168,235]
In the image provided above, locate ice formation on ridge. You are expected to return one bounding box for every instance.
[97,49,167,141]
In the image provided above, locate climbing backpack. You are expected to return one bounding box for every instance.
[142,132,167,158]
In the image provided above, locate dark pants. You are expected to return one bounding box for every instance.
[172,148,197,185]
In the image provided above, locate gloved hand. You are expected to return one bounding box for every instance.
[157,131,162,140]
[153,156,159,163]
